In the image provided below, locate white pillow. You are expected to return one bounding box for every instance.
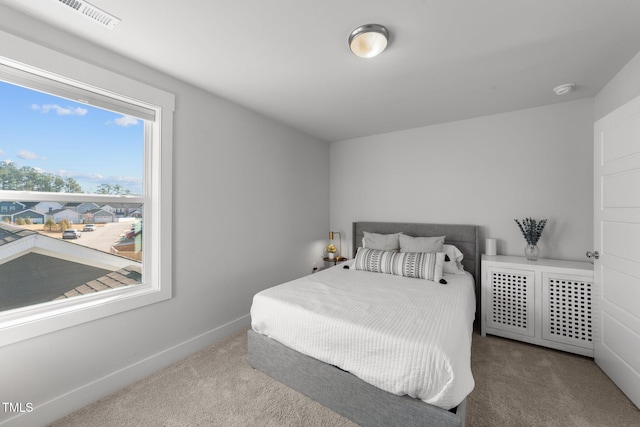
[399,234,445,253]
[354,248,445,282]
[443,244,465,274]
[362,231,402,251]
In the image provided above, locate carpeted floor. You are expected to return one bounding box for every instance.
[468,333,639,426]
[51,328,640,427]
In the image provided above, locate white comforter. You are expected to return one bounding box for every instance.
[250,261,476,409]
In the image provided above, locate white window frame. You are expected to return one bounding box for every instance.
[0,31,174,347]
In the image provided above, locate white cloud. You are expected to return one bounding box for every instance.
[56,169,143,194]
[0,148,4,155]
[113,115,139,127]
[58,171,105,181]
[112,175,142,185]
[57,170,139,185]
[17,150,38,160]
[31,103,88,116]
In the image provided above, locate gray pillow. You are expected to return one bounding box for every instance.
[363,231,402,251]
[399,234,445,253]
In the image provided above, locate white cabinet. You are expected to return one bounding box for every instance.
[481,255,594,357]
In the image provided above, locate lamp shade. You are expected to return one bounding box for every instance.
[349,24,389,58]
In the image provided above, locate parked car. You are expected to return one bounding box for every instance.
[62,229,81,239]
[82,224,97,232]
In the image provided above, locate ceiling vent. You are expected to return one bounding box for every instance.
[57,0,121,29]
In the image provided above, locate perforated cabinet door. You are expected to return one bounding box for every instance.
[542,273,593,349]
[486,267,536,337]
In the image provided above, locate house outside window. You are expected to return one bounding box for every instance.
[0,40,174,347]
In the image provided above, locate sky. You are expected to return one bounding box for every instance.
[0,79,144,195]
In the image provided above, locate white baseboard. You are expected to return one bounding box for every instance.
[1,314,251,427]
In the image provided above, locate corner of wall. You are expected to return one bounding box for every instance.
[594,49,640,120]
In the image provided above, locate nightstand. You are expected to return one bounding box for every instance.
[323,257,348,266]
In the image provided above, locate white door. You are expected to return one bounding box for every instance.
[593,94,640,407]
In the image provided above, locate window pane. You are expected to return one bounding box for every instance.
[0,213,143,312]
[0,80,144,312]
[0,80,144,195]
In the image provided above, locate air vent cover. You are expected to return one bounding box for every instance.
[57,0,121,29]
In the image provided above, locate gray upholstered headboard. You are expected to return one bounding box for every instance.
[353,222,481,319]
[352,221,480,281]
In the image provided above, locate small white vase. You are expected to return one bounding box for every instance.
[524,244,539,261]
[328,252,335,259]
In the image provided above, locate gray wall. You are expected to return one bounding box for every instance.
[0,7,329,426]
[330,99,594,262]
[595,50,640,119]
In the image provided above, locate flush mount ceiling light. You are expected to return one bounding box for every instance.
[56,0,121,29]
[349,24,389,58]
[553,83,575,95]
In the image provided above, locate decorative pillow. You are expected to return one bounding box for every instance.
[399,234,445,253]
[354,248,445,281]
[362,231,402,251]
[443,244,465,274]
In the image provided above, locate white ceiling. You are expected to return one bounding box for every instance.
[3,0,640,142]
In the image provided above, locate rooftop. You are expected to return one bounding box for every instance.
[0,222,142,311]
[54,265,142,301]
[0,222,36,247]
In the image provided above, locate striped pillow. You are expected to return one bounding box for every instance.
[354,248,445,282]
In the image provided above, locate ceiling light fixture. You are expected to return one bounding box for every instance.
[553,83,575,95]
[349,24,389,58]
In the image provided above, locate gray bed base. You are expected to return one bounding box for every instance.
[248,329,466,427]
[248,222,479,427]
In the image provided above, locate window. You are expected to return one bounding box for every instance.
[0,38,174,347]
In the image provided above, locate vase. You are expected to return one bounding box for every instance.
[524,244,538,261]
[328,252,335,259]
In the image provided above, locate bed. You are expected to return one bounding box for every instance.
[248,221,479,427]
